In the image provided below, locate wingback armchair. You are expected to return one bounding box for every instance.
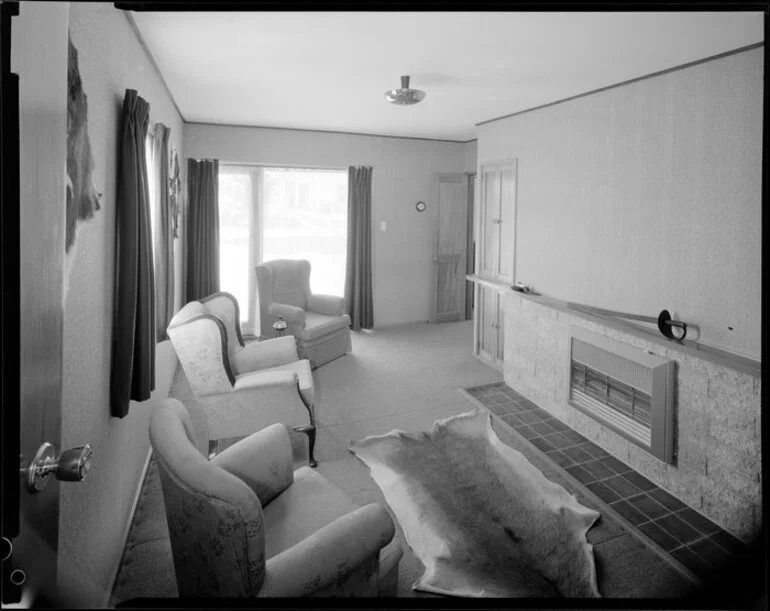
[167,299,318,466]
[150,399,403,598]
[255,259,352,369]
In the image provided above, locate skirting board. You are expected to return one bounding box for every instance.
[103,446,153,608]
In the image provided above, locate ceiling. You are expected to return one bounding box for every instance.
[131,11,764,141]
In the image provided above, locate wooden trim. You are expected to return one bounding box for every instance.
[187,121,468,144]
[476,42,765,128]
[509,290,761,378]
[122,11,185,122]
[466,273,512,293]
[104,447,153,608]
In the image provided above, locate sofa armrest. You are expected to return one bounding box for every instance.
[230,336,300,375]
[211,423,294,506]
[307,294,345,317]
[268,303,306,327]
[258,503,395,597]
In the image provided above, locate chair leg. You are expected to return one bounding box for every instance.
[293,425,317,468]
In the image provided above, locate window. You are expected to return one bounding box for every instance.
[218,165,348,335]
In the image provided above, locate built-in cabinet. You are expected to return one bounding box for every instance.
[469,160,517,370]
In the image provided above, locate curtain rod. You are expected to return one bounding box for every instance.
[218,161,349,172]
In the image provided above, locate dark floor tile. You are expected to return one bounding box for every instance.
[530,436,555,452]
[543,417,570,432]
[709,530,746,555]
[638,521,680,552]
[545,450,575,469]
[530,420,557,436]
[487,403,509,417]
[599,455,632,474]
[689,536,735,568]
[518,398,541,411]
[676,508,722,536]
[671,546,718,581]
[581,459,616,481]
[500,413,522,427]
[648,488,688,512]
[517,425,540,440]
[621,470,657,492]
[610,499,648,526]
[514,410,540,425]
[565,464,595,485]
[586,481,622,504]
[627,493,670,521]
[603,474,643,498]
[542,431,573,450]
[579,443,610,460]
[527,406,552,421]
[655,513,702,545]
[562,429,589,445]
[561,445,594,464]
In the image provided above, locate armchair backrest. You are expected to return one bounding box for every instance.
[200,292,244,358]
[255,259,312,335]
[150,399,266,598]
[167,302,235,398]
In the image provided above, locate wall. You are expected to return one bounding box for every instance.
[503,291,761,542]
[478,47,763,359]
[185,125,467,326]
[464,139,478,173]
[58,4,184,606]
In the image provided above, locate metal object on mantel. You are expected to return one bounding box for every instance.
[566,302,688,341]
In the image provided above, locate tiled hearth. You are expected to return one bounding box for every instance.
[465,381,748,582]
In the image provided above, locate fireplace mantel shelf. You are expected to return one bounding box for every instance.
[498,286,761,379]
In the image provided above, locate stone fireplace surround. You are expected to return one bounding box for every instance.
[503,290,761,542]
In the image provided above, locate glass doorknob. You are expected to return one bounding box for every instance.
[20,442,94,493]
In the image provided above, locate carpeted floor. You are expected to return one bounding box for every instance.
[110,320,699,604]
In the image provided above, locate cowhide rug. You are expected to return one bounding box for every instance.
[349,409,601,598]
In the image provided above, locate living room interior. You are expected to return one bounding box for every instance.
[5,3,764,607]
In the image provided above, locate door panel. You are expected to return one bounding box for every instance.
[478,287,497,361]
[496,294,506,362]
[11,2,69,603]
[480,168,499,276]
[430,174,468,323]
[498,163,516,281]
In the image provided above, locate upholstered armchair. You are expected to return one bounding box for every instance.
[150,399,403,598]
[255,259,352,369]
[167,299,318,466]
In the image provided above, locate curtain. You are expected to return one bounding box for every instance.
[185,158,220,302]
[150,123,173,340]
[110,89,155,418]
[344,165,374,330]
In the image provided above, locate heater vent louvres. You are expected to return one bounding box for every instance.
[569,327,675,464]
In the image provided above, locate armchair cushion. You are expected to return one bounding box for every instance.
[211,423,294,506]
[307,294,345,317]
[237,359,315,405]
[230,335,300,376]
[262,466,360,559]
[300,312,352,342]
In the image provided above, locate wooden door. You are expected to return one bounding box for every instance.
[430,174,468,323]
[6,3,69,604]
[495,294,506,362]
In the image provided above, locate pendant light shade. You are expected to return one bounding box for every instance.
[384,75,426,106]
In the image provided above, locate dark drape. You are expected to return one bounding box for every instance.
[151,124,173,340]
[110,89,155,418]
[344,165,374,330]
[185,158,220,302]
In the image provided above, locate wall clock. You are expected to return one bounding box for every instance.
[415,201,426,212]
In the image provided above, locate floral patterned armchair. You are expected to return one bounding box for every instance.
[150,399,403,598]
[167,298,318,466]
[255,259,352,369]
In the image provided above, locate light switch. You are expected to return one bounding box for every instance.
[380,221,387,232]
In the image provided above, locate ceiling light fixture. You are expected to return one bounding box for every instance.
[384,75,426,106]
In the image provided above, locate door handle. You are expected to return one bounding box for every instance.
[20,442,94,493]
